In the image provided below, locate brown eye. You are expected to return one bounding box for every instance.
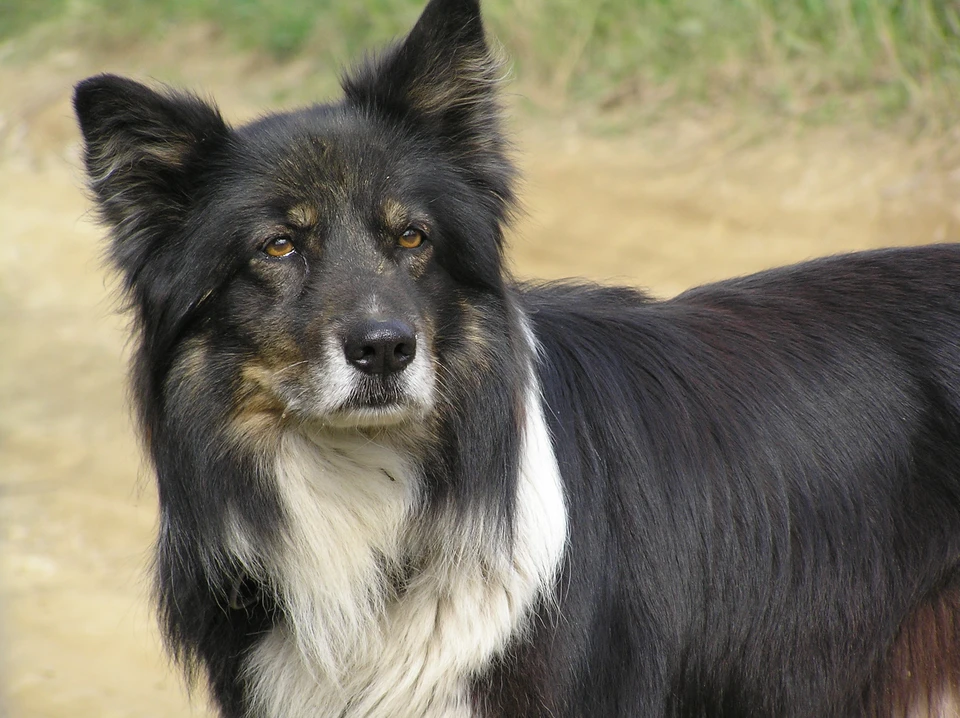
[263,236,295,258]
[397,228,425,249]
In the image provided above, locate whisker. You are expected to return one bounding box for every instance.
[270,360,310,379]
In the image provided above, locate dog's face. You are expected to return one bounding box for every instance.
[74,0,516,442]
[184,112,451,432]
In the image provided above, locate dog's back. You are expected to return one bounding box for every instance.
[518,245,960,715]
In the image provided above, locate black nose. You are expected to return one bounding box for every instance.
[342,319,417,376]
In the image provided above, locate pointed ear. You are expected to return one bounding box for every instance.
[73,74,229,262]
[342,0,511,182]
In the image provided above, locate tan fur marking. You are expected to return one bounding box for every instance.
[165,336,212,403]
[407,244,434,280]
[140,139,191,167]
[869,586,960,717]
[382,198,408,233]
[405,50,507,117]
[457,299,493,370]
[171,337,208,376]
[287,203,319,229]
[230,361,296,449]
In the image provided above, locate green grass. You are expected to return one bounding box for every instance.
[4,0,960,126]
[0,0,69,41]
[496,0,960,125]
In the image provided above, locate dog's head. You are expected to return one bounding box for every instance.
[74,0,518,442]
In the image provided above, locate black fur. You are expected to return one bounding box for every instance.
[75,0,960,716]
[506,255,960,715]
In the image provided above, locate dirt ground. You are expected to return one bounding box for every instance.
[3,39,960,718]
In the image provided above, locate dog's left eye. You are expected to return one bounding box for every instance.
[397,228,425,249]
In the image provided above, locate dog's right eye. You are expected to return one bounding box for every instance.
[263,236,296,258]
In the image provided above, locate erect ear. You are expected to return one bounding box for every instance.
[73,74,229,271]
[342,0,513,195]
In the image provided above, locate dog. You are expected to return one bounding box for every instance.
[73,0,960,715]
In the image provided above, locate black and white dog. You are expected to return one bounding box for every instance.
[74,0,960,715]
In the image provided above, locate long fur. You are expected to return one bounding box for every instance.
[74,0,960,716]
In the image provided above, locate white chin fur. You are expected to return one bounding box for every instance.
[318,403,423,429]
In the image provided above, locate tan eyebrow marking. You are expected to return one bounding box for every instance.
[382,197,408,231]
[287,203,319,229]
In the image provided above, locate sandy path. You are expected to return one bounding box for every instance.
[2,45,959,717]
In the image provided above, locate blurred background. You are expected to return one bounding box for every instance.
[2,1,960,715]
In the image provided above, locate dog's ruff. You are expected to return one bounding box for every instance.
[243,356,566,718]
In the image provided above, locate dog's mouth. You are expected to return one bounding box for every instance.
[323,383,423,428]
[322,401,417,429]
[274,372,434,431]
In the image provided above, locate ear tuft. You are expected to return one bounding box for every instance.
[74,74,229,237]
[342,0,506,150]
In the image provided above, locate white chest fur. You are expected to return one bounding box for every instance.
[240,382,567,718]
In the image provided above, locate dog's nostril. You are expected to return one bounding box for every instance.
[343,320,417,376]
[347,344,377,363]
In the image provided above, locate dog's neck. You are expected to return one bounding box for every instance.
[233,373,567,718]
